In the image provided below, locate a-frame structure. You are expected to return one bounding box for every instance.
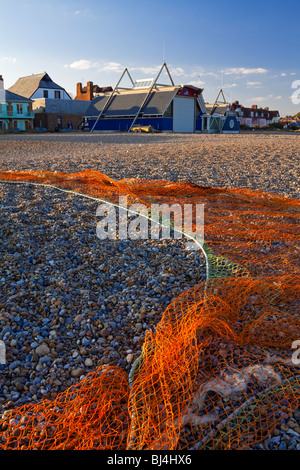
[209,88,228,115]
[90,62,175,133]
[90,68,135,132]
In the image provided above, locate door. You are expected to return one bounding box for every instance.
[57,116,62,130]
[173,97,195,133]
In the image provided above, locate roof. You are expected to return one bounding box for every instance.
[8,72,71,99]
[85,86,180,118]
[0,89,32,103]
[205,104,231,115]
[32,98,90,114]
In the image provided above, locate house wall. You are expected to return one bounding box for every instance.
[0,100,34,131]
[31,88,71,100]
[173,97,195,133]
[88,117,173,132]
[34,112,85,131]
[0,118,33,131]
[87,93,206,133]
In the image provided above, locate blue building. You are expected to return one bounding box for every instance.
[84,63,207,133]
[84,64,240,134]
[201,89,241,134]
[0,75,34,132]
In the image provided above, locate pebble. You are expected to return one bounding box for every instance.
[0,133,299,450]
[0,183,206,412]
[0,133,299,199]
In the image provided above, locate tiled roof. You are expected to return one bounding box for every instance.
[1,90,32,102]
[85,87,180,118]
[33,98,90,114]
[8,72,69,99]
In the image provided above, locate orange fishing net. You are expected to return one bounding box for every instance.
[0,169,299,450]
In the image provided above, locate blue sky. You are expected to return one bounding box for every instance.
[1,0,299,115]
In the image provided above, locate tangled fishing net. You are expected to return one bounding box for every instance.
[0,169,299,450]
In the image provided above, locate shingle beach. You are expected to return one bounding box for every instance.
[0,132,299,450]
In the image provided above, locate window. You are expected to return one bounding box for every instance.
[17,104,23,114]
[7,102,13,115]
[250,111,254,117]
[43,90,48,98]
[55,90,61,99]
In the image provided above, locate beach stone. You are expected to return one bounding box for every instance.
[126,354,134,364]
[1,134,298,449]
[71,368,85,378]
[35,344,50,357]
[84,358,93,367]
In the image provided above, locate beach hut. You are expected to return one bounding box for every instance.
[201,89,240,134]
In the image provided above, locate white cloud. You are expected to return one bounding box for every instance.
[0,56,17,64]
[66,59,97,70]
[246,81,262,87]
[65,60,123,73]
[188,80,206,87]
[101,61,123,73]
[131,66,161,76]
[281,73,287,77]
[222,83,237,89]
[224,67,268,75]
[246,94,282,103]
[201,71,220,78]
[169,67,185,77]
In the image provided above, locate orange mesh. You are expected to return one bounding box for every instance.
[0,169,299,450]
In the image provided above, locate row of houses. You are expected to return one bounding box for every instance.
[0,64,280,134]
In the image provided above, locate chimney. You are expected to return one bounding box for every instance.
[87,81,93,101]
[76,82,83,99]
[0,75,3,90]
[252,104,257,109]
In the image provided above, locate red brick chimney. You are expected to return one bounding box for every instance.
[76,82,83,100]
[86,81,93,101]
[75,81,94,100]
[252,105,258,109]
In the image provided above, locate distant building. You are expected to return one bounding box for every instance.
[8,72,71,100]
[32,98,91,131]
[280,116,300,128]
[239,104,280,127]
[0,75,34,131]
[201,97,241,133]
[84,63,208,133]
[75,81,112,101]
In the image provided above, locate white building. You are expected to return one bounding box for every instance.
[8,72,71,101]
